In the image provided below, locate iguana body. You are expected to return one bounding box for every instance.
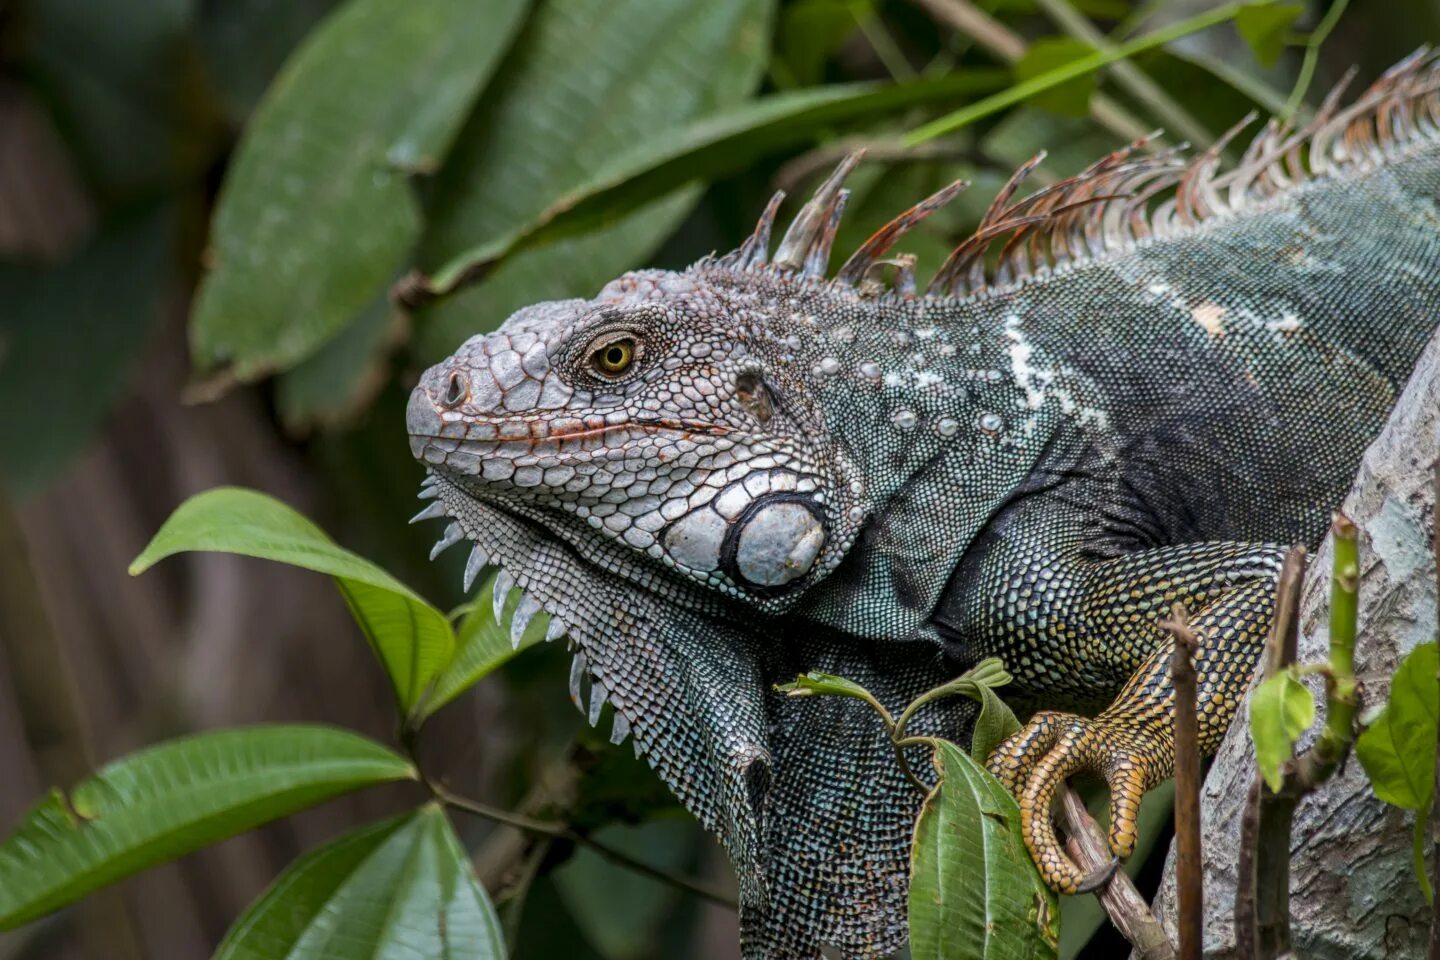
[407,53,1440,958]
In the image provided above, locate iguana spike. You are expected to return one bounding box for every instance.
[511,592,541,648]
[802,189,849,277]
[416,484,440,500]
[610,708,631,745]
[588,677,609,727]
[429,522,463,560]
[735,190,786,268]
[568,651,588,707]
[1177,111,1257,225]
[772,151,863,270]
[462,544,489,593]
[835,179,968,287]
[411,501,446,524]
[545,618,566,642]
[492,568,514,623]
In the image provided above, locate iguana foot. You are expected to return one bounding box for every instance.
[987,710,1170,894]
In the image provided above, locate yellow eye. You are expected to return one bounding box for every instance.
[593,338,636,376]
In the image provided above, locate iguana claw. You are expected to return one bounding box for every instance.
[988,710,1168,895]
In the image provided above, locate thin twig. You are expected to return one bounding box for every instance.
[1033,0,1213,147]
[1059,789,1177,960]
[907,0,1154,144]
[439,786,739,910]
[1235,547,1307,960]
[1163,603,1203,960]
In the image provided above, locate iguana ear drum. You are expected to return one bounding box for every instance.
[720,494,827,596]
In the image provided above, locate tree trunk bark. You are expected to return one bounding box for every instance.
[1147,328,1440,958]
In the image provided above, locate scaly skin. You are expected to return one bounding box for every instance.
[408,53,1440,958]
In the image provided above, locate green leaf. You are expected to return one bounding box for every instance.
[775,0,868,87]
[214,806,503,960]
[129,487,453,715]
[0,207,170,497]
[1015,37,1097,118]
[1235,2,1304,68]
[0,726,415,931]
[957,663,1022,763]
[419,0,774,285]
[190,0,529,384]
[418,573,549,719]
[275,292,400,431]
[416,188,699,363]
[1249,670,1316,792]
[1357,642,1439,810]
[776,671,880,703]
[420,72,1004,295]
[909,739,1059,960]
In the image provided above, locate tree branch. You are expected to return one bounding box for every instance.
[1162,604,1203,960]
[1061,789,1177,960]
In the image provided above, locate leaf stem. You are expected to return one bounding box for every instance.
[436,785,739,910]
[1282,0,1352,121]
[906,1,1263,145]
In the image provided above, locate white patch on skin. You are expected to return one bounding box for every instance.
[1003,314,1052,410]
[1267,312,1302,336]
[1191,301,1228,337]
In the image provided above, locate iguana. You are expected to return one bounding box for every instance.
[406,51,1440,958]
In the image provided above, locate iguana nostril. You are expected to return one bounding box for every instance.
[441,371,469,408]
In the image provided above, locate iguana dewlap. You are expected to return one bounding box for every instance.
[407,52,1440,959]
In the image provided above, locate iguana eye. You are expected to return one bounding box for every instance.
[591,337,637,377]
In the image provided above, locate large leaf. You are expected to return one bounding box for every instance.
[416,188,697,363]
[275,291,400,431]
[418,573,549,719]
[418,71,1005,297]
[213,806,503,960]
[418,0,775,286]
[1357,642,1439,810]
[129,487,453,715]
[1249,670,1316,792]
[909,739,1059,960]
[0,726,415,931]
[189,0,529,384]
[0,206,170,496]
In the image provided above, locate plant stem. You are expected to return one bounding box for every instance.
[1235,547,1307,960]
[1295,514,1358,787]
[1163,603,1203,960]
[907,1,1260,145]
[438,785,739,910]
[1033,0,1213,147]
[1283,0,1353,121]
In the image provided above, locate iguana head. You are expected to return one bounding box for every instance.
[406,264,866,611]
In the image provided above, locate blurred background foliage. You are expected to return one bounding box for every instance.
[0,0,1435,957]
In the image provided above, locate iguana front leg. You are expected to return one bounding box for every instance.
[955,540,1283,893]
